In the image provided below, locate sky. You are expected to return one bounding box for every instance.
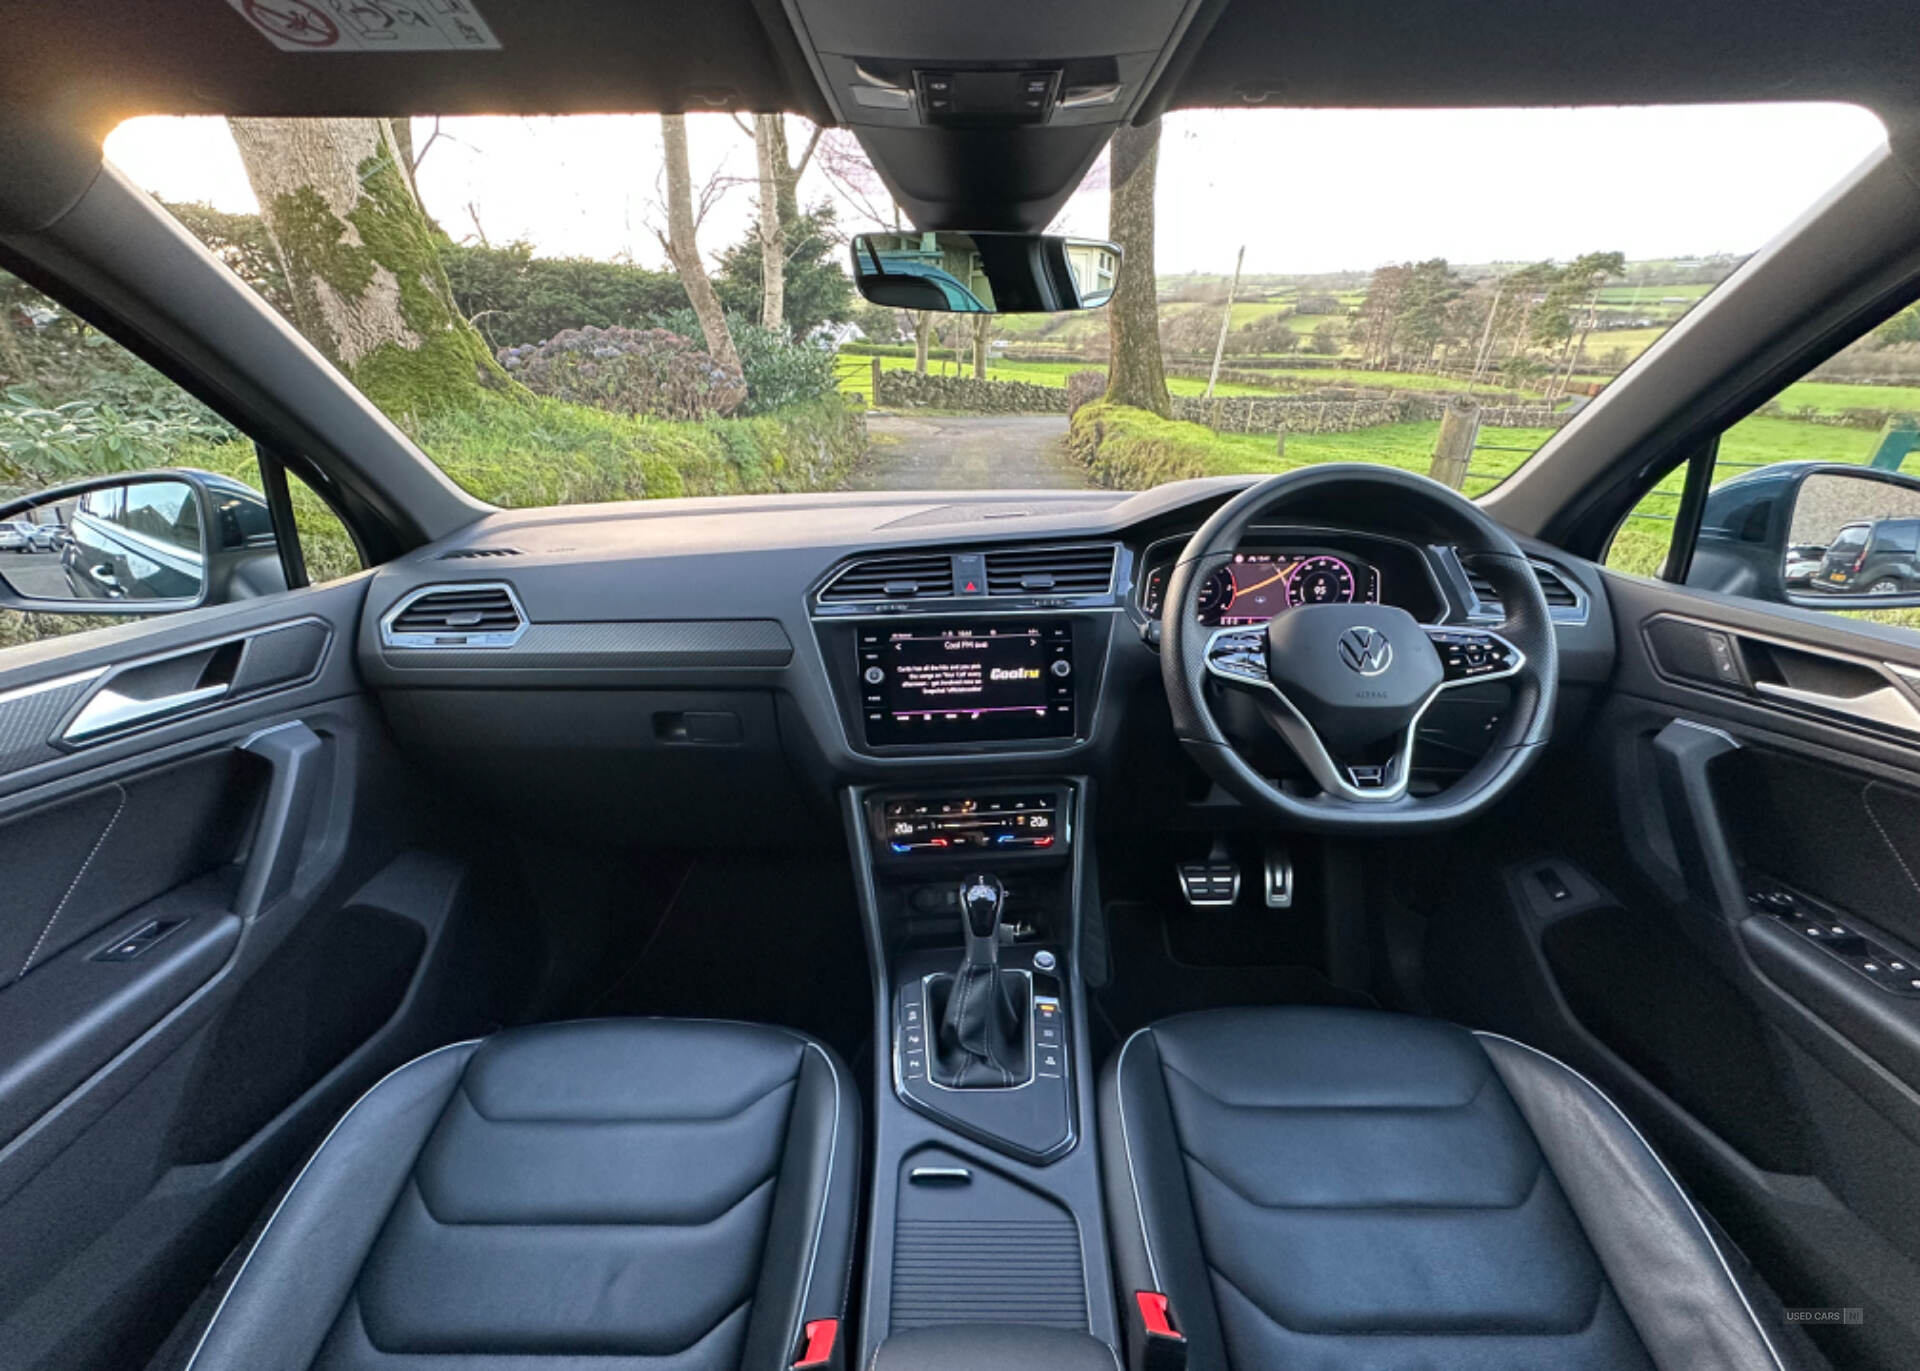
[103,104,1889,278]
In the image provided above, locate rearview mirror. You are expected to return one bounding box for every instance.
[0,470,284,615]
[849,231,1120,314]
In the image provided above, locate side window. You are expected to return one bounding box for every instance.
[1,266,361,654]
[1608,306,1920,634]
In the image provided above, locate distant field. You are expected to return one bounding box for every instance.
[1595,282,1715,305]
[1772,380,1920,416]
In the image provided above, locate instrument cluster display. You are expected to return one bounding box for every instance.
[1141,551,1383,625]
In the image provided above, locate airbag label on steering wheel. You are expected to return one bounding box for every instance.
[229,0,501,52]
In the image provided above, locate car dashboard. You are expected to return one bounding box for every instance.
[352,478,1612,842]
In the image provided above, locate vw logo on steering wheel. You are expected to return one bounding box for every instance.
[1338,626,1393,675]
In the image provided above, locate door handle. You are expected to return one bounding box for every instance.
[1753,679,1920,735]
[63,681,229,741]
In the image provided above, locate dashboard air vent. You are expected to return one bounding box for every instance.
[384,584,526,647]
[983,544,1117,596]
[1466,563,1580,612]
[820,554,955,602]
[438,546,522,560]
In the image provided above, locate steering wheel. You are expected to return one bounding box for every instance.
[1161,464,1559,833]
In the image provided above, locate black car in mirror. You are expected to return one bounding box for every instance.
[0,469,285,615]
[1687,461,1920,608]
[849,231,1119,314]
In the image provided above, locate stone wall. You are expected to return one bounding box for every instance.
[875,370,1069,413]
[1169,391,1570,436]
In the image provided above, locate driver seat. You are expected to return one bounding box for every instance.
[1099,1007,1798,1371]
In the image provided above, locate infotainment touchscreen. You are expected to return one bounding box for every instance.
[858,622,1074,745]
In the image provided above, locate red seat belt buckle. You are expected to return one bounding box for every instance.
[793,1318,837,1369]
[1133,1292,1186,1371]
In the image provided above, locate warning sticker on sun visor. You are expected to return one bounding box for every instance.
[229,0,501,52]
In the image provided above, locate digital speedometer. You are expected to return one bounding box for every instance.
[1286,555,1358,607]
[1141,548,1383,624]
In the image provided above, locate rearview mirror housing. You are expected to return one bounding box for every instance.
[849,231,1120,314]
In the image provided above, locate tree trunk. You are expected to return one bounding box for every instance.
[753,114,787,334]
[972,314,990,380]
[913,312,931,373]
[228,116,508,415]
[658,114,742,374]
[1104,118,1171,418]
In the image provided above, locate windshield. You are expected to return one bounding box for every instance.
[68,105,1890,507]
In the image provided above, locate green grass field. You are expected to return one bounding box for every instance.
[1770,380,1920,416]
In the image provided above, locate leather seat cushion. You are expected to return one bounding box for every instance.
[183,1019,859,1371]
[1099,1006,1789,1371]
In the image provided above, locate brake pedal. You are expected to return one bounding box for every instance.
[1177,840,1240,908]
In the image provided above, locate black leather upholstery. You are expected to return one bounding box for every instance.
[930,968,1031,1088]
[182,1019,859,1371]
[1099,1007,1789,1371]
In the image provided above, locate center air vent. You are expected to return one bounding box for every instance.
[983,544,1117,596]
[820,554,955,602]
[1466,562,1580,614]
[383,583,526,648]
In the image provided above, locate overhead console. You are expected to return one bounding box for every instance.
[777,0,1222,226]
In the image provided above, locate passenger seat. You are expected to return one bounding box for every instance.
[177,1019,859,1371]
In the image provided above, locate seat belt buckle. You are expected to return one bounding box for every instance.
[792,1318,838,1369]
[1132,1291,1187,1371]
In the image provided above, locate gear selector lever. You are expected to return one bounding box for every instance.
[961,872,1005,963]
[931,873,1031,1088]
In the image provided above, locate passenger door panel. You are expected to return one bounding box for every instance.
[0,584,510,1371]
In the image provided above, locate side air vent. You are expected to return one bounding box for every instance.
[1466,562,1581,614]
[983,544,1117,596]
[438,546,522,560]
[382,583,527,648]
[820,554,955,602]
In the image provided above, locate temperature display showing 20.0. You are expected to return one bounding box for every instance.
[1141,552,1382,624]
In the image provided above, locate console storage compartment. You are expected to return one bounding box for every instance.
[871,1324,1121,1370]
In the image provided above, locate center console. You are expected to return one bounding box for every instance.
[844,779,1118,1366]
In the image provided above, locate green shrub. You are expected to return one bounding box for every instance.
[729,324,841,415]
[443,241,685,349]
[1,385,239,491]
[1066,402,1217,489]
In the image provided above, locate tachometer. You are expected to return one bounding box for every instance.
[1286,555,1357,607]
[1197,566,1233,618]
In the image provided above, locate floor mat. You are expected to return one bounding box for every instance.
[1091,897,1374,1058]
[584,853,872,1070]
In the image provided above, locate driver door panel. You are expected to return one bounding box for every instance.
[1470,570,1920,1370]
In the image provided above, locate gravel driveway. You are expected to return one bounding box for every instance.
[848,413,1086,490]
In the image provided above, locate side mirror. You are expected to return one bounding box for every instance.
[1786,468,1920,607]
[0,469,284,616]
[849,231,1120,314]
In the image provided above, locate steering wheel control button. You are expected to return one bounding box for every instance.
[1428,628,1521,682]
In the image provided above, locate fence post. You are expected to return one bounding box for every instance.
[1429,397,1481,490]
[870,357,883,408]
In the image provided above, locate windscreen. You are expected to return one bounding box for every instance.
[7,105,1889,515]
